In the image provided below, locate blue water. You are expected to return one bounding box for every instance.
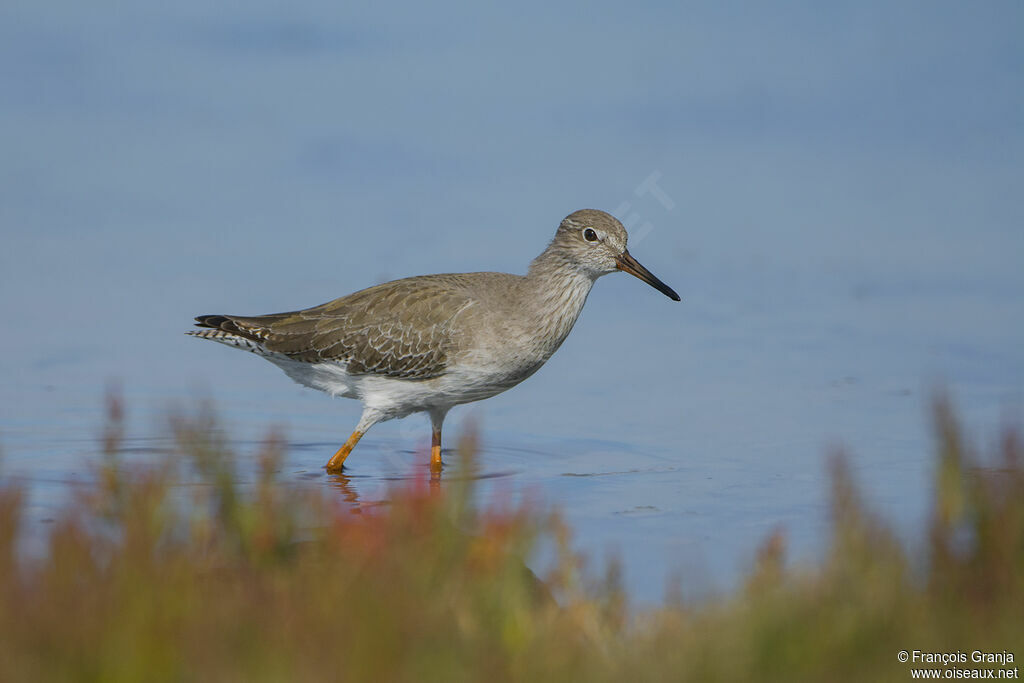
[1,1,1022,603]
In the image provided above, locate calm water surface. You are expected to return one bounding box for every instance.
[2,1,1022,603]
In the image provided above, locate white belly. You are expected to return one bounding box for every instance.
[269,355,536,422]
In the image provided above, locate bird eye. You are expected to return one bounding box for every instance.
[583,228,598,242]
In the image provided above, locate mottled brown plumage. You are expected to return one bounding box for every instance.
[193,274,479,379]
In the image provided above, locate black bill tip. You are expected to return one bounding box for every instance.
[615,250,681,301]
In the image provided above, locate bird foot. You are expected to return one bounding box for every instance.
[325,430,364,472]
[430,444,443,474]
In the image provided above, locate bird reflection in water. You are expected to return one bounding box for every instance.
[324,449,447,510]
[325,472,363,510]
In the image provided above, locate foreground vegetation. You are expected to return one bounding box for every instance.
[0,397,1021,681]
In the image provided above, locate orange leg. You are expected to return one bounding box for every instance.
[430,424,443,474]
[325,430,364,473]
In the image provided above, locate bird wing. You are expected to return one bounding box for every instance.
[193,275,475,380]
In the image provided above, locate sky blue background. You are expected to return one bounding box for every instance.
[1,1,1022,600]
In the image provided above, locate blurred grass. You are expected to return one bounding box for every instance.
[0,395,1021,682]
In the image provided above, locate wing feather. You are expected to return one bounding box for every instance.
[193,275,475,379]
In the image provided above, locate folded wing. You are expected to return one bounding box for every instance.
[193,276,475,380]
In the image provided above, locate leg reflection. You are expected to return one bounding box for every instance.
[325,472,361,511]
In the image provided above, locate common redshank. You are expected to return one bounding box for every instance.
[188,209,679,473]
